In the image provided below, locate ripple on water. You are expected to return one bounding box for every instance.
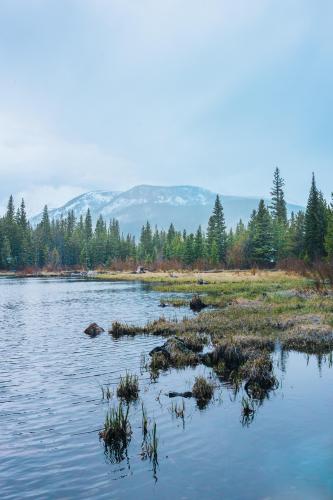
[1,278,333,499]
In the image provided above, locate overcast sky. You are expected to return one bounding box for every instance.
[0,0,332,215]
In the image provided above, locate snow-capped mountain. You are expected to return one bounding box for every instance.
[38,190,120,222]
[30,185,303,236]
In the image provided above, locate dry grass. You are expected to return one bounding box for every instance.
[177,333,208,352]
[192,376,214,408]
[240,354,278,399]
[96,269,304,286]
[281,325,333,354]
[109,321,138,338]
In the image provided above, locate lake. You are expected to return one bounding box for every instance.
[0,278,333,499]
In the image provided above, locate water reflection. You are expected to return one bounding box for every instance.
[1,278,333,499]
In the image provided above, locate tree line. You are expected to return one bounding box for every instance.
[0,169,332,271]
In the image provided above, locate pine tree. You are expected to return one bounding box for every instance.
[304,174,327,261]
[183,233,195,266]
[287,211,305,258]
[85,209,93,240]
[6,195,15,224]
[139,221,154,262]
[248,200,274,266]
[19,199,28,230]
[194,226,205,262]
[1,235,12,268]
[270,167,287,224]
[325,195,333,259]
[207,195,227,265]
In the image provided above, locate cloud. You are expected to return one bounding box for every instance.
[4,185,85,216]
[0,0,332,214]
[0,109,140,214]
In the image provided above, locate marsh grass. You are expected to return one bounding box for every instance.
[109,317,181,338]
[281,325,333,354]
[99,404,132,462]
[110,271,332,397]
[149,337,199,371]
[163,297,188,307]
[177,333,208,352]
[100,384,113,400]
[150,352,170,371]
[141,403,148,439]
[240,354,278,400]
[192,376,214,408]
[141,421,159,475]
[109,321,138,338]
[170,399,185,419]
[117,373,139,401]
[241,397,256,426]
[190,294,207,311]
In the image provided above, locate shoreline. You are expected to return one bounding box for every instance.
[0,269,303,284]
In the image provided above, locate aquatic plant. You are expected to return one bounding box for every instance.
[190,294,207,311]
[170,399,185,419]
[240,354,278,400]
[150,351,170,371]
[141,403,148,439]
[109,321,138,338]
[177,333,208,352]
[241,397,256,426]
[281,325,333,354]
[117,372,139,401]
[99,404,132,462]
[192,376,214,408]
[100,384,113,400]
[141,421,158,464]
[149,337,199,370]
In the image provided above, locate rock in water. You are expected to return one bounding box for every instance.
[84,323,104,336]
[149,337,193,358]
[168,391,193,398]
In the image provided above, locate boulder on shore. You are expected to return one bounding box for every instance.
[84,323,105,336]
[149,337,193,358]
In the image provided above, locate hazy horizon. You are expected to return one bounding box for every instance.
[1,1,332,214]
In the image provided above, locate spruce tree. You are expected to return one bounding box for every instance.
[287,211,305,258]
[270,167,287,224]
[207,195,227,264]
[325,195,333,259]
[304,174,327,260]
[85,209,93,240]
[194,226,205,262]
[248,200,274,266]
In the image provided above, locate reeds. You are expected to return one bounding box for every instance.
[99,403,132,461]
[241,397,255,426]
[101,384,113,400]
[241,354,278,400]
[109,321,138,338]
[177,333,208,352]
[141,421,158,464]
[192,376,214,408]
[171,400,185,419]
[141,403,148,439]
[190,294,207,311]
[116,373,139,402]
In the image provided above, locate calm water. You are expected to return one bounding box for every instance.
[0,278,333,499]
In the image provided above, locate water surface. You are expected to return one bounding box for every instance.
[0,278,333,499]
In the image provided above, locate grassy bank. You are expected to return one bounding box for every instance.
[107,270,333,394]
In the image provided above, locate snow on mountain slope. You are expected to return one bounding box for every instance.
[30,185,303,236]
[31,190,120,224]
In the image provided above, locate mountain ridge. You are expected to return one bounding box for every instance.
[30,184,303,237]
